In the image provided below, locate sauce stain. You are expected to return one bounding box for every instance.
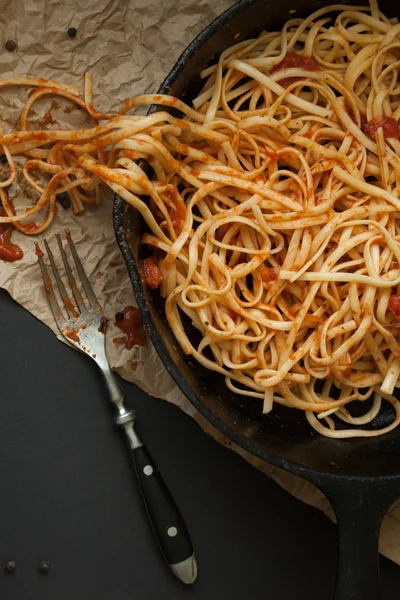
[0,208,23,262]
[114,306,146,349]
[64,327,80,343]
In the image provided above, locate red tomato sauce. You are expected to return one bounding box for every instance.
[270,52,318,88]
[389,295,400,321]
[156,189,186,234]
[265,150,281,160]
[114,306,146,349]
[361,116,399,140]
[64,327,80,343]
[167,187,186,232]
[0,208,23,262]
[98,316,107,334]
[258,265,278,283]
[143,256,163,289]
[35,242,44,258]
[23,221,37,232]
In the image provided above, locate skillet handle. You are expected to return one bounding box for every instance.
[322,480,400,600]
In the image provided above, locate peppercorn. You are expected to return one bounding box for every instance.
[5,40,17,52]
[56,192,71,209]
[5,561,16,573]
[115,312,124,322]
[39,560,50,573]
[67,27,77,38]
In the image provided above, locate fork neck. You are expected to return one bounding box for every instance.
[95,353,124,409]
[95,353,139,447]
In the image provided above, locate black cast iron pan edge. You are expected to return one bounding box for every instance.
[113,0,400,597]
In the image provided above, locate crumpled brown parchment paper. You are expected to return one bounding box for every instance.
[1,0,400,565]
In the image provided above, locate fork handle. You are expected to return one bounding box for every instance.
[122,422,197,584]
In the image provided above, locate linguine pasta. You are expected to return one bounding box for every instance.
[1,0,400,437]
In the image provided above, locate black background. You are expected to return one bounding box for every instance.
[1,288,400,599]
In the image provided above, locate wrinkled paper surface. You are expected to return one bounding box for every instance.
[1,0,400,565]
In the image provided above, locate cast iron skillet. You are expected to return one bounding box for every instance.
[114,0,400,597]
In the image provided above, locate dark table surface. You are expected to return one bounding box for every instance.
[1,288,400,599]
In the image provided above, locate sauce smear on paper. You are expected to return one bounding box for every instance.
[0,207,23,262]
[114,306,146,349]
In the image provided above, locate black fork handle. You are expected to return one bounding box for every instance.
[317,477,400,600]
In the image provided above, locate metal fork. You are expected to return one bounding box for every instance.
[36,230,197,585]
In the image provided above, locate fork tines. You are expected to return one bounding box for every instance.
[36,230,100,328]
